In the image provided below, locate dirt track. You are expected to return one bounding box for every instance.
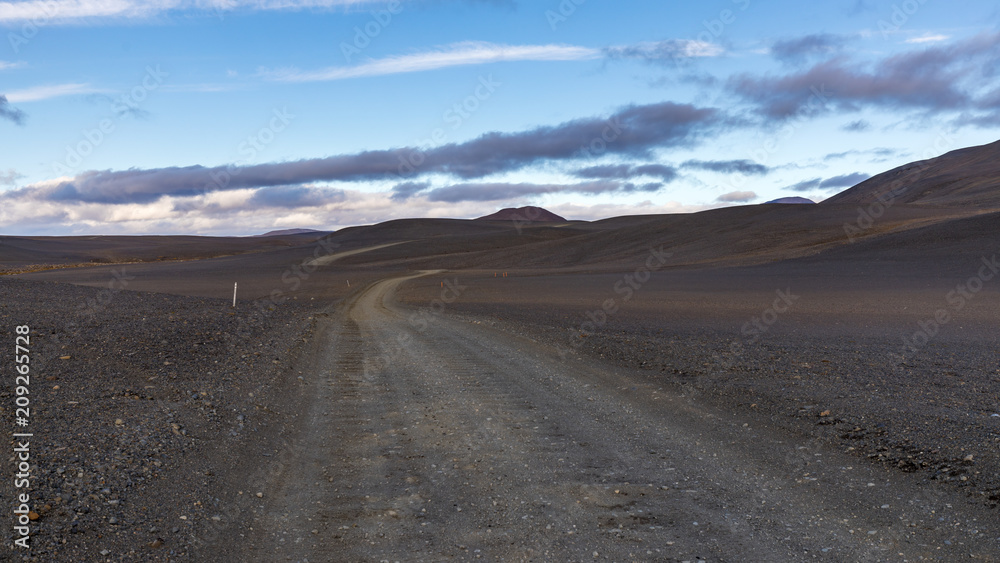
[221,273,997,561]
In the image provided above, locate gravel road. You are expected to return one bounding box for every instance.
[226,273,998,561]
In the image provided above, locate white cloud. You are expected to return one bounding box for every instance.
[905,34,950,44]
[0,0,409,24]
[262,42,601,82]
[5,82,105,102]
[0,60,26,70]
[716,190,757,203]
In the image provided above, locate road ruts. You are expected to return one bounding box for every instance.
[236,273,998,562]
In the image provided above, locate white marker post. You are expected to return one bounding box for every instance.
[233,282,238,307]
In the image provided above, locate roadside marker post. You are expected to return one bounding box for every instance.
[233,282,237,307]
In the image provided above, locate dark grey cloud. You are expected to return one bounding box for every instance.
[632,164,677,181]
[573,163,678,182]
[787,178,821,192]
[10,100,721,204]
[573,164,633,179]
[424,180,654,203]
[770,34,847,64]
[819,172,869,188]
[730,32,1000,120]
[716,190,757,203]
[390,181,430,201]
[246,185,345,208]
[0,95,26,126]
[787,172,869,192]
[841,119,870,132]
[682,159,769,175]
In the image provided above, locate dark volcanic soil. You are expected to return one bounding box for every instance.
[0,277,320,561]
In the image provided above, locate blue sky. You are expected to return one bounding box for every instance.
[1,0,999,235]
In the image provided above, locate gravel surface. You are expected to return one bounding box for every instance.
[398,271,1000,516]
[0,277,318,561]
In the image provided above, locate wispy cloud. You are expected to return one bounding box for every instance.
[0,168,23,185]
[5,82,104,102]
[0,60,26,70]
[0,0,392,24]
[603,39,724,65]
[262,42,600,82]
[906,34,950,44]
[0,94,26,125]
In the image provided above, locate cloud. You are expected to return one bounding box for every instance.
[716,190,756,203]
[729,32,1000,120]
[603,39,724,65]
[682,159,769,175]
[262,42,599,82]
[0,95,26,125]
[787,172,869,192]
[770,34,846,64]
[572,163,678,182]
[824,147,900,160]
[819,172,869,188]
[423,180,658,203]
[787,178,821,192]
[906,34,949,44]
[0,168,23,185]
[0,60,26,70]
[5,83,104,103]
[841,119,870,132]
[10,100,720,204]
[0,0,400,24]
[246,185,346,208]
[390,181,430,201]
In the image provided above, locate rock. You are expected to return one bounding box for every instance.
[28,511,39,521]
[819,410,831,417]
[59,355,71,360]
[149,538,164,548]
[115,419,124,426]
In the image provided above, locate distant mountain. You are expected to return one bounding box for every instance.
[475,206,567,222]
[254,228,325,237]
[764,197,816,204]
[822,139,1000,208]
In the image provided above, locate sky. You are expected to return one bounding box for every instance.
[1,0,999,235]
